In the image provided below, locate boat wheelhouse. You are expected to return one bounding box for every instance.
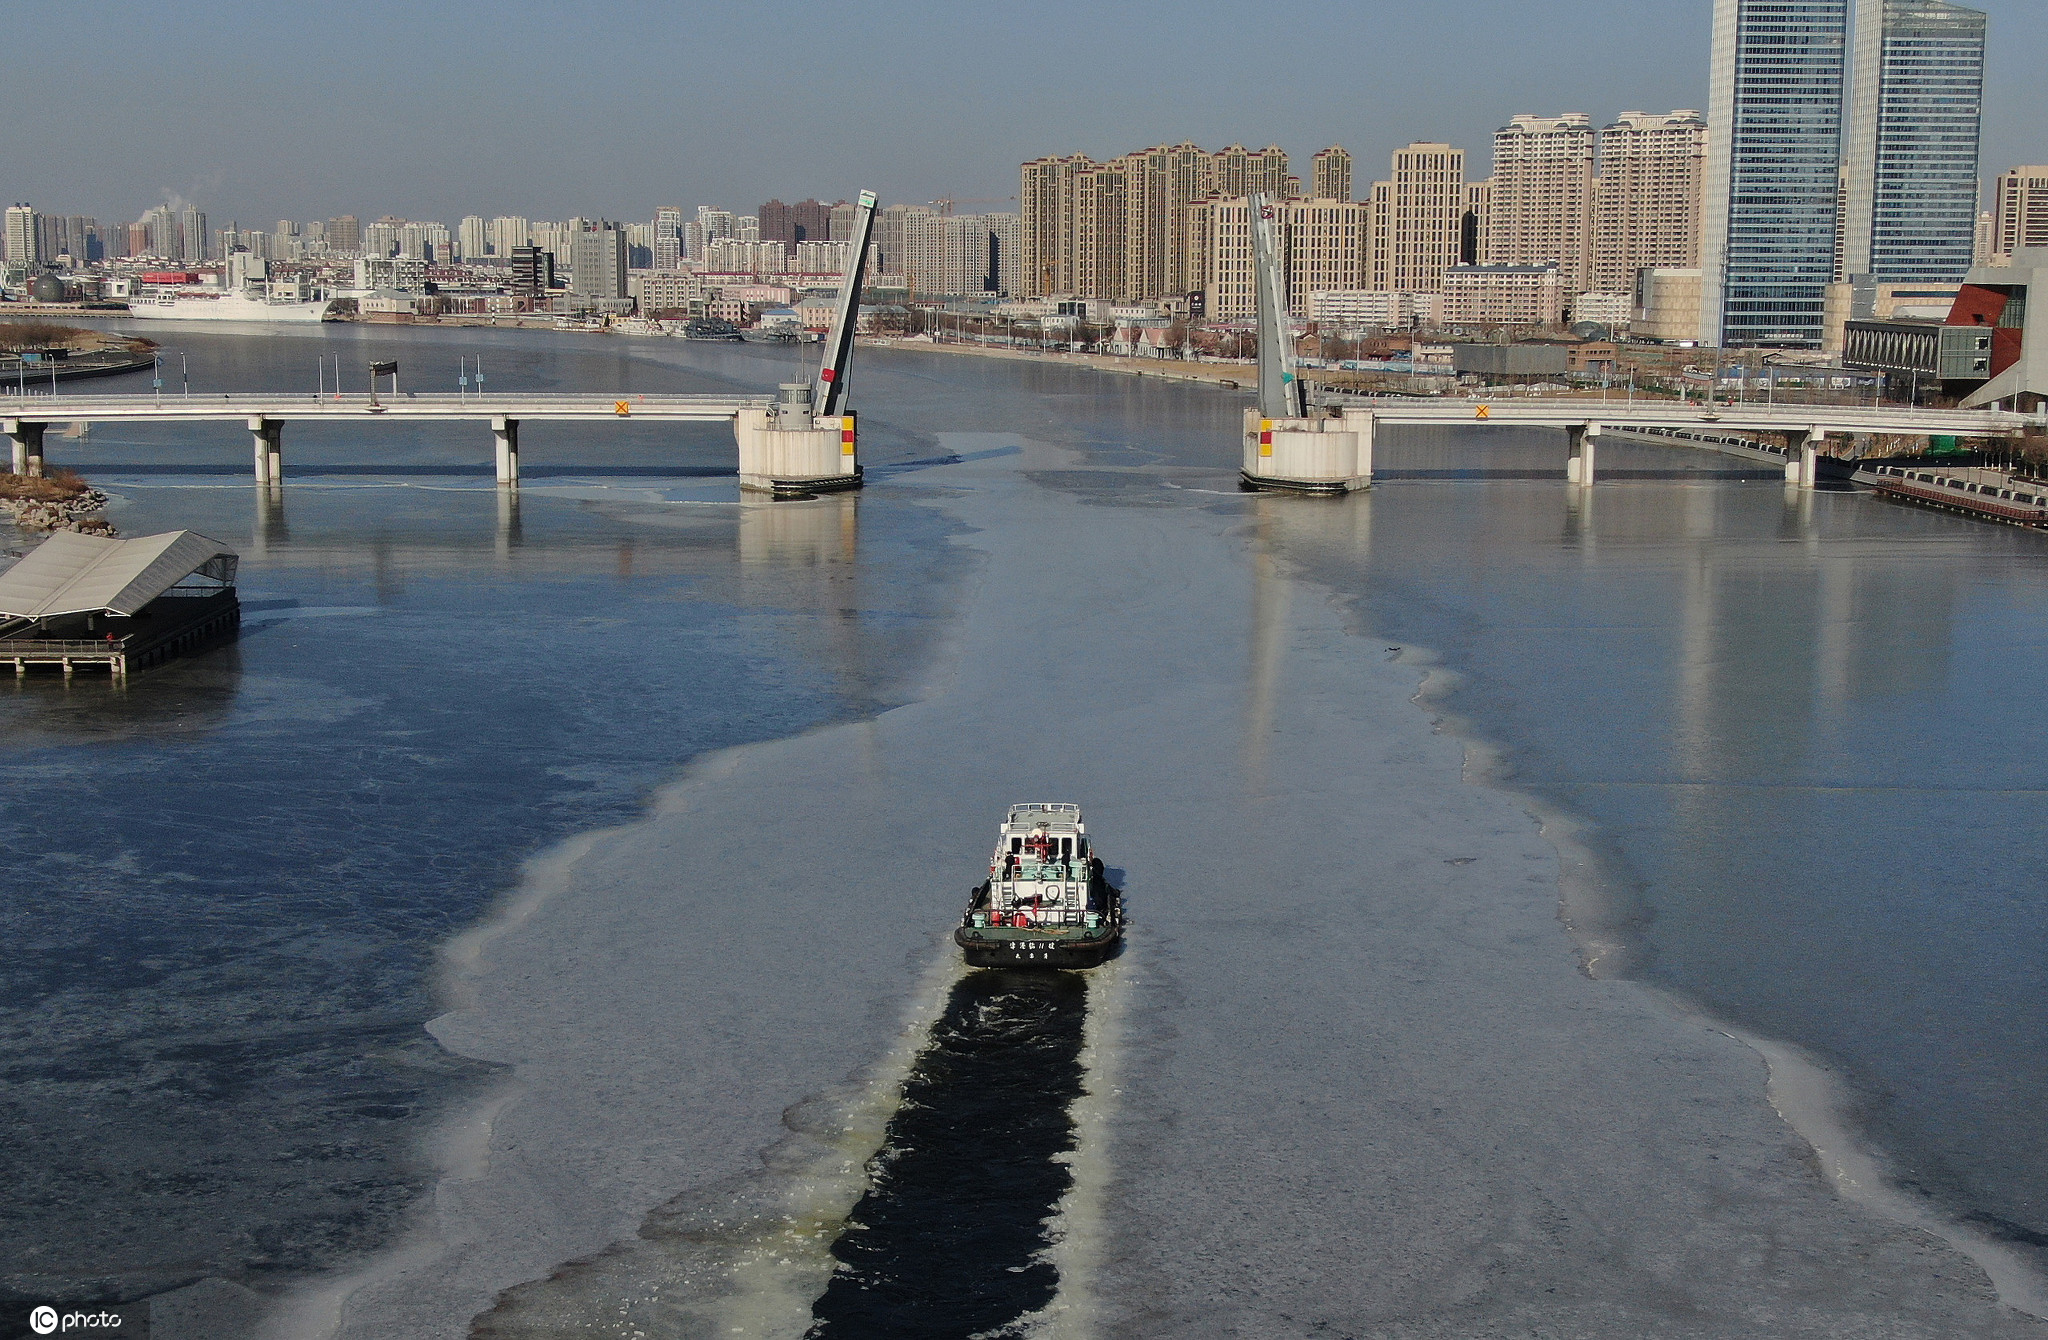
[955,802,1122,968]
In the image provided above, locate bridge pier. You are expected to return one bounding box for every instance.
[492,417,521,486]
[6,420,47,476]
[248,417,283,485]
[1566,423,1601,486]
[1784,430,1821,489]
[1241,409,1367,493]
[735,385,861,496]
[1338,409,1377,484]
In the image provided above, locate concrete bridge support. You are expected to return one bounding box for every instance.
[1566,423,1601,486]
[1784,429,1822,489]
[493,418,521,486]
[248,417,283,485]
[1338,409,1377,484]
[735,385,861,497]
[6,420,46,476]
[1241,409,1367,493]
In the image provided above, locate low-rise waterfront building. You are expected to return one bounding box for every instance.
[1822,279,1963,354]
[1634,267,1704,342]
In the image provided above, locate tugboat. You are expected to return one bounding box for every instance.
[956,803,1122,967]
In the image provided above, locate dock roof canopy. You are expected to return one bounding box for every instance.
[0,530,238,619]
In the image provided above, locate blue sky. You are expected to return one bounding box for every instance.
[6,0,2043,227]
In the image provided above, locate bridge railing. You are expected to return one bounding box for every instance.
[0,391,775,407]
[1,638,128,655]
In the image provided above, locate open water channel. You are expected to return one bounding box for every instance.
[1,323,2044,1338]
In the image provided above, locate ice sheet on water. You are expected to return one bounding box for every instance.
[314,410,2046,1340]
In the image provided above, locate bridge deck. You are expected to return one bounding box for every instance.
[1326,396,2039,437]
[0,391,2034,437]
[2,392,774,424]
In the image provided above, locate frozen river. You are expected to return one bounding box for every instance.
[1,326,2044,1338]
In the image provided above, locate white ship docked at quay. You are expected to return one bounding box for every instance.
[124,288,336,323]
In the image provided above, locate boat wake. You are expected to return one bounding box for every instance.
[806,969,1089,1339]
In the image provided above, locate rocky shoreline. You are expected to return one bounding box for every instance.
[0,478,116,535]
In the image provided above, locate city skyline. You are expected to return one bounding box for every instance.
[6,0,2046,230]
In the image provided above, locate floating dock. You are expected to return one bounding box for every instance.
[1856,463,2048,527]
[0,529,242,677]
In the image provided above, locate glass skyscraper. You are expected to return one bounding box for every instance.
[1841,0,1986,282]
[1701,0,1850,347]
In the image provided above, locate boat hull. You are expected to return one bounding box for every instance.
[955,925,1122,969]
[956,871,1122,969]
[124,293,334,323]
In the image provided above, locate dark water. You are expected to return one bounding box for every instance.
[806,970,1088,1340]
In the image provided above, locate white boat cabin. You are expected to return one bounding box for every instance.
[988,802,1097,927]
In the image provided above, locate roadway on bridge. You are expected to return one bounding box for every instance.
[1,392,774,425]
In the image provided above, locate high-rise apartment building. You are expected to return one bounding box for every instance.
[828,201,858,242]
[363,218,403,259]
[1367,143,1468,294]
[1210,144,1290,199]
[178,205,208,262]
[795,240,851,275]
[1487,114,1596,293]
[458,215,488,261]
[699,239,789,274]
[624,223,655,269]
[4,204,37,264]
[1463,181,1492,264]
[140,205,178,260]
[326,215,362,253]
[870,202,935,279]
[34,215,96,263]
[687,207,736,262]
[653,207,683,269]
[490,217,530,257]
[510,245,553,300]
[571,224,628,300]
[1993,168,2048,257]
[758,199,832,246]
[397,221,447,263]
[1701,0,1849,347]
[1021,153,1092,295]
[1191,196,1370,319]
[1841,0,1985,282]
[1019,142,1289,299]
[1312,147,1354,202]
[937,214,1005,296]
[1439,263,1566,327]
[1592,110,1708,294]
[893,206,946,291]
[988,211,1022,295]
